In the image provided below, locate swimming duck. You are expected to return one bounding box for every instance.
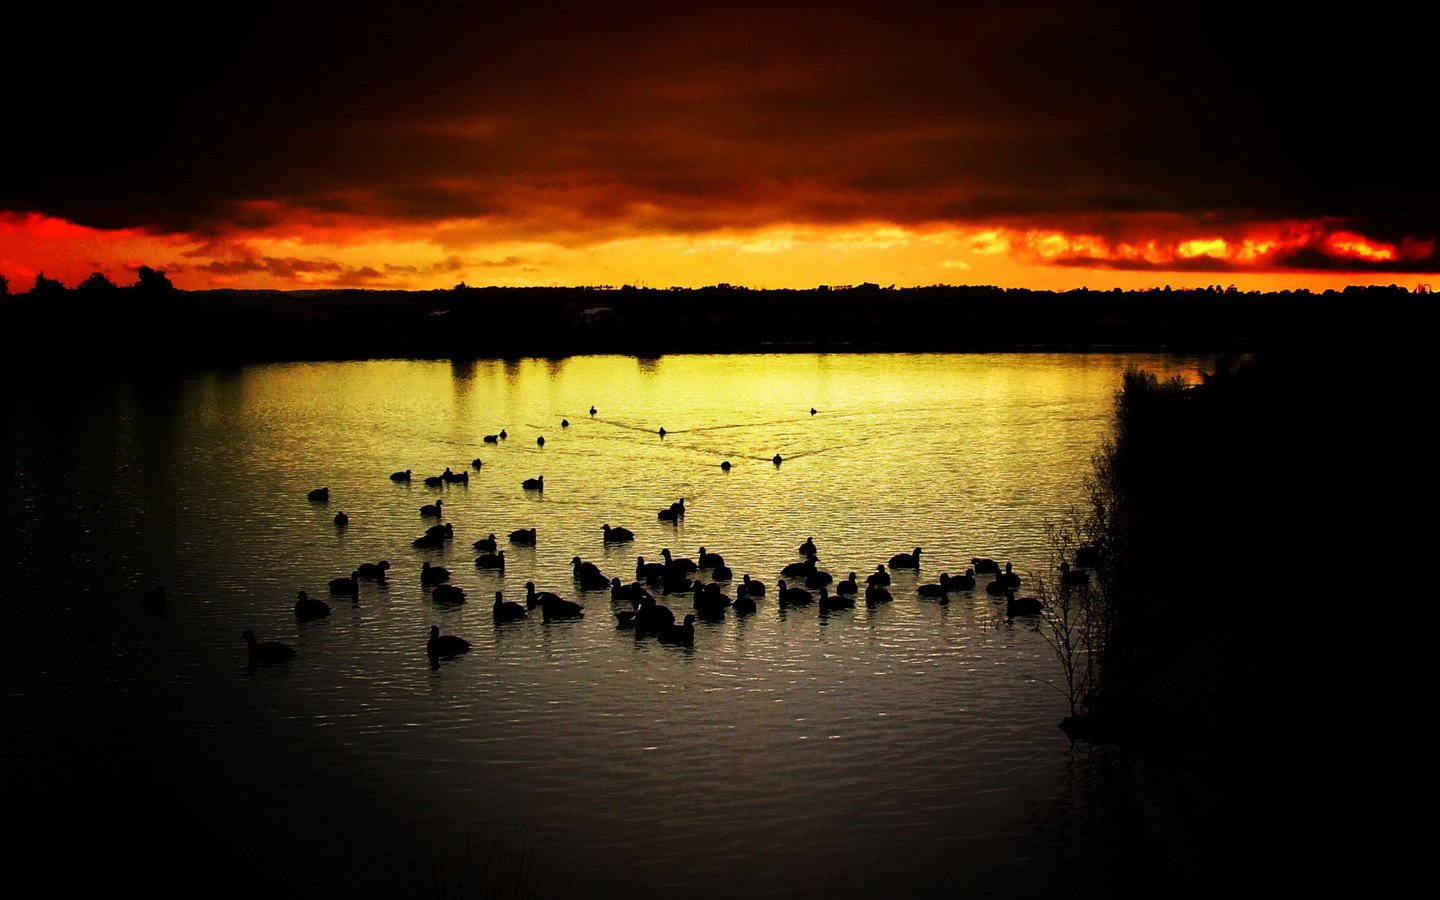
[243,629,295,662]
[390,469,412,482]
[308,487,329,502]
[427,625,471,658]
[602,524,635,542]
[295,590,331,620]
[741,574,766,596]
[509,528,537,545]
[474,533,498,553]
[522,475,544,490]
[866,565,891,587]
[420,499,443,517]
[888,548,922,569]
[658,614,696,645]
[474,551,505,571]
[432,584,467,605]
[493,591,527,622]
[421,561,451,586]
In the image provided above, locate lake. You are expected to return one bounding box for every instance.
[3,352,1213,898]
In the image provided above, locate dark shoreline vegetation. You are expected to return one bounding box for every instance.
[3,279,1436,367]
[1039,347,1409,896]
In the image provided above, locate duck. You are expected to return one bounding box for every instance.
[525,581,563,609]
[635,596,676,633]
[697,547,726,568]
[818,585,854,612]
[864,584,893,606]
[471,458,483,469]
[917,574,951,598]
[390,469,412,482]
[741,574,766,597]
[985,577,1011,597]
[997,562,1022,589]
[432,584,467,605]
[423,475,445,487]
[772,454,783,465]
[427,625,471,658]
[971,557,1001,575]
[720,460,731,471]
[522,475,544,490]
[658,427,667,437]
[615,599,643,629]
[692,582,732,616]
[483,434,500,443]
[572,556,604,581]
[307,487,329,502]
[473,533,498,553]
[660,571,696,595]
[589,406,597,416]
[777,580,813,606]
[949,569,977,590]
[866,565,891,587]
[602,523,635,542]
[804,569,833,589]
[424,523,454,541]
[357,560,391,580]
[660,548,697,574]
[412,531,445,549]
[420,499,443,517]
[499,430,508,439]
[540,594,585,622]
[888,547,922,569]
[295,590,331,620]
[658,614,696,645]
[441,467,466,483]
[712,563,733,581]
[561,419,569,428]
[732,585,757,616]
[798,536,817,557]
[509,527,537,545]
[657,498,686,522]
[810,407,817,415]
[243,629,295,662]
[141,585,167,613]
[493,590,527,622]
[1005,591,1042,619]
[536,436,545,447]
[781,559,816,578]
[611,578,651,603]
[333,511,349,527]
[576,569,611,593]
[474,551,505,571]
[421,561,451,586]
[835,572,859,596]
[329,572,361,596]
[1074,544,1105,569]
[636,556,668,583]
[1060,562,1090,588]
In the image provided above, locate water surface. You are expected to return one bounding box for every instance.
[3,353,1208,898]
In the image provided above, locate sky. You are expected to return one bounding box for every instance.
[4,2,1436,293]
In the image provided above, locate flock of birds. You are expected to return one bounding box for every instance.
[225,407,1097,666]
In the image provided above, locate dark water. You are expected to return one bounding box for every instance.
[4,353,1250,898]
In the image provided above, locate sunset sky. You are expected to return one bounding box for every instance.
[5,2,1434,293]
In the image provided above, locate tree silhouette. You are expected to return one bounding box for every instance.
[79,271,118,294]
[135,266,174,295]
[0,272,9,296]
[31,272,67,297]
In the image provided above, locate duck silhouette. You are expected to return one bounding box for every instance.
[866,565,891,587]
[888,548,922,569]
[509,528,537,545]
[308,487,329,502]
[474,533,498,553]
[493,591,527,623]
[295,590,331,621]
[432,584,467,605]
[475,550,505,571]
[522,475,544,490]
[390,469,412,482]
[243,629,295,662]
[658,613,696,645]
[602,524,635,542]
[427,625,471,659]
[741,574,766,596]
[420,499,443,517]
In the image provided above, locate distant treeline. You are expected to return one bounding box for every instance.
[3,280,1435,368]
